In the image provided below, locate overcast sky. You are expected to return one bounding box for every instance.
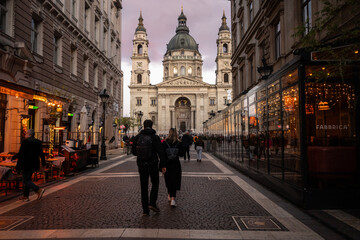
[121,0,231,117]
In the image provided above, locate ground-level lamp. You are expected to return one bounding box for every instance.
[257,57,273,80]
[99,89,110,160]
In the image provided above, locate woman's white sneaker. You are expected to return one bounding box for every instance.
[170,199,176,207]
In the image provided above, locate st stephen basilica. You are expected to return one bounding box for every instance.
[129,9,232,134]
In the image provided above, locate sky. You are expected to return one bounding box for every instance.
[121,0,231,117]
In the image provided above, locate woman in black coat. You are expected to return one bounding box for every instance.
[162,128,184,207]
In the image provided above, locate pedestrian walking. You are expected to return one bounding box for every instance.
[162,128,184,207]
[181,130,192,161]
[195,136,205,162]
[12,129,46,202]
[132,120,166,216]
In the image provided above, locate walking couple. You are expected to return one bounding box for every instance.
[132,120,184,216]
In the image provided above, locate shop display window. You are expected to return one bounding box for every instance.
[282,85,301,185]
[305,65,357,188]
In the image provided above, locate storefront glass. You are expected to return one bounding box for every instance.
[0,93,6,152]
[305,65,357,188]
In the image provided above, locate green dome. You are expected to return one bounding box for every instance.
[167,32,198,51]
[166,9,199,52]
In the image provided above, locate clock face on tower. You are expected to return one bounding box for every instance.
[137,62,142,68]
[224,62,229,67]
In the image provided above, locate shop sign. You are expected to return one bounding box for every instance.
[316,125,348,130]
[33,95,47,102]
[0,86,33,99]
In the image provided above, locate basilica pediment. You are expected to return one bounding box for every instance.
[156,77,212,87]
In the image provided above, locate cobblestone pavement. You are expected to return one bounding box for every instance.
[0,149,346,239]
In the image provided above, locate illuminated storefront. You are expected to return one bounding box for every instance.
[204,60,359,208]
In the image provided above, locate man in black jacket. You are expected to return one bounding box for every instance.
[132,120,166,216]
[181,131,192,161]
[13,129,46,202]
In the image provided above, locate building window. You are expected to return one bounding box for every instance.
[224,73,229,83]
[223,44,228,53]
[110,77,113,95]
[249,56,254,85]
[240,19,244,40]
[136,98,142,106]
[249,1,254,23]
[174,67,178,76]
[210,98,215,105]
[188,67,192,76]
[103,28,108,53]
[53,34,62,66]
[95,16,100,45]
[138,44,143,54]
[70,47,77,75]
[31,18,42,53]
[84,2,90,32]
[83,56,89,83]
[151,98,156,106]
[0,0,9,34]
[165,67,169,77]
[180,66,185,76]
[137,74,142,84]
[152,116,155,123]
[197,67,201,76]
[302,0,312,35]
[103,71,107,90]
[94,64,98,88]
[240,67,245,92]
[223,97,227,105]
[71,0,77,20]
[275,20,281,59]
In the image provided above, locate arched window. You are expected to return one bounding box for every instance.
[197,67,201,76]
[137,74,142,84]
[224,73,229,83]
[173,67,178,76]
[137,44,143,54]
[188,67,192,75]
[165,67,169,77]
[223,43,228,53]
[180,66,185,76]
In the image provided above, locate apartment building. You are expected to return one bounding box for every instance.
[0,0,123,153]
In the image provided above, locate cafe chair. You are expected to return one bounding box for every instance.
[51,157,66,180]
[89,145,99,168]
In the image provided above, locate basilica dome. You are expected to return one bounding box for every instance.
[166,9,199,52]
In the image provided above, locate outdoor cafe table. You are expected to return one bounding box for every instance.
[46,157,65,179]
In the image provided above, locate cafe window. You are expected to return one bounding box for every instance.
[268,80,280,95]
[282,85,301,185]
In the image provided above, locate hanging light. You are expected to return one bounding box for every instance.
[257,57,273,80]
[318,101,330,111]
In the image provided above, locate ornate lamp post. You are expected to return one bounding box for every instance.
[99,89,110,160]
[257,57,273,80]
[137,111,143,131]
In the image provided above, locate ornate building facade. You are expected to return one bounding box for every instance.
[129,10,232,134]
[0,0,123,153]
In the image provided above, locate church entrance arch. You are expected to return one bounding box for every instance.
[175,97,191,133]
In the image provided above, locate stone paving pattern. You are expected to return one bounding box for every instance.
[103,157,222,173]
[2,176,277,230]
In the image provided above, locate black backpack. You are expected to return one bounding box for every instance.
[165,141,179,161]
[136,134,154,162]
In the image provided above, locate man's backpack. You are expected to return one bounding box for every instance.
[136,134,154,162]
[165,141,179,161]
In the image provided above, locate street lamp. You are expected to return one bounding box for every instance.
[257,57,273,80]
[99,89,110,160]
[137,111,143,131]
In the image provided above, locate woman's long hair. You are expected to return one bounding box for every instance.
[166,128,178,144]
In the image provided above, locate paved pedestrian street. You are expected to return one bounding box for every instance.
[0,150,345,239]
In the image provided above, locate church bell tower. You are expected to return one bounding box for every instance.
[131,11,151,86]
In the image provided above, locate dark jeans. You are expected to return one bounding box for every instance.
[184,146,190,160]
[138,164,159,213]
[22,170,40,197]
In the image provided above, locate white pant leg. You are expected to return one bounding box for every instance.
[197,146,203,160]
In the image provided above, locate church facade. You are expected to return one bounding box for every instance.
[129,9,232,134]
